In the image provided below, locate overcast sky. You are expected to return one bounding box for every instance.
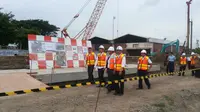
[1,0,200,45]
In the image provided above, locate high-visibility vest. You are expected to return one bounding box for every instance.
[97,52,106,67]
[86,52,95,65]
[108,53,115,70]
[115,53,125,71]
[138,56,149,71]
[180,57,186,65]
[190,56,195,65]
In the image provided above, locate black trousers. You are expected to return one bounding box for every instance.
[179,65,186,76]
[98,68,105,83]
[107,68,114,91]
[87,65,94,82]
[164,61,169,73]
[138,70,151,89]
[190,65,195,76]
[114,71,125,94]
[188,61,191,69]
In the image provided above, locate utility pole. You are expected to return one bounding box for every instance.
[197,39,199,48]
[186,0,192,53]
[112,16,116,47]
[190,20,193,49]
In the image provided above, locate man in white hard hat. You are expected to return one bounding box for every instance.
[137,49,152,90]
[85,47,96,82]
[190,52,196,76]
[113,46,126,96]
[95,45,107,87]
[105,46,115,93]
[178,53,187,76]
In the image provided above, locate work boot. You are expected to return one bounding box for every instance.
[114,92,120,96]
[136,88,143,90]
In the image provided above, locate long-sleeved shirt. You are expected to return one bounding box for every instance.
[95,52,107,69]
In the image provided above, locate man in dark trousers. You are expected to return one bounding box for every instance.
[85,47,96,82]
[178,53,187,76]
[137,49,152,90]
[106,46,115,93]
[113,46,126,96]
[190,52,196,76]
[95,45,107,87]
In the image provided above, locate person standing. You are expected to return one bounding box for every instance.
[113,46,126,96]
[178,53,187,76]
[85,47,96,82]
[164,52,169,73]
[137,49,152,90]
[106,46,115,93]
[95,45,107,87]
[167,52,176,75]
[190,52,196,76]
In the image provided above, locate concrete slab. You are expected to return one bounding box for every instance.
[0,72,47,92]
[0,64,160,85]
[31,64,160,84]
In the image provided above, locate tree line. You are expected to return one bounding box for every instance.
[0,8,60,49]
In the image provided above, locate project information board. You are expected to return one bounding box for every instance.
[28,34,92,69]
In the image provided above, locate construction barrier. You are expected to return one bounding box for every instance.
[0,68,199,97]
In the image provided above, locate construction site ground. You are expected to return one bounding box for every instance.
[0,73,200,112]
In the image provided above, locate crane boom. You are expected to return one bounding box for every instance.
[82,0,108,40]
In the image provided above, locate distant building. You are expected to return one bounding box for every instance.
[90,34,184,56]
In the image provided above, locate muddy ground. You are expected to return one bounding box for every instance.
[0,73,200,112]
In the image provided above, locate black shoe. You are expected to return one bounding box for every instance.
[96,85,101,87]
[178,75,181,76]
[136,88,143,90]
[118,93,123,96]
[114,92,120,95]
[148,86,151,89]
[107,89,112,94]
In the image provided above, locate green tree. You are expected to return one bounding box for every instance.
[0,8,60,49]
[0,9,16,46]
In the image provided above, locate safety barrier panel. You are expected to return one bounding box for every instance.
[0,68,199,97]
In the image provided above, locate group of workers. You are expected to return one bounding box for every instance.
[85,45,152,96]
[164,51,199,77]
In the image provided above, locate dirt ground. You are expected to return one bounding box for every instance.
[0,74,200,112]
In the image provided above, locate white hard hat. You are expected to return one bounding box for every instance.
[191,52,195,55]
[108,46,114,51]
[182,53,186,56]
[141,49,147,54]
[116,46,123,50]
[99,45,104,49]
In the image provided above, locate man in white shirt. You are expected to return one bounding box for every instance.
[137,49,152,90]
[106,46,115,93]
[95,45,107,87]
[113,46,126,96]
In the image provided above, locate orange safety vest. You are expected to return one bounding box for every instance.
[180,57,186,65]
[97,52,106,67]
[108,53,115,70]
[86,52,95,65]
[115,53,125,71]
[190,56,195,65]
[138,56,149,71]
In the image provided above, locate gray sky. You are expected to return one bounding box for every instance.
[1,0,200,45]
